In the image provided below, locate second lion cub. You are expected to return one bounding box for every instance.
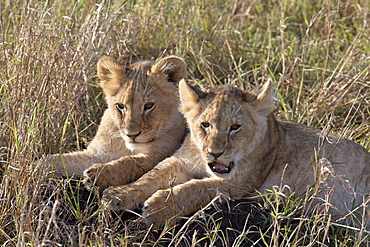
[50,56,187,190]
[101,79,370,228]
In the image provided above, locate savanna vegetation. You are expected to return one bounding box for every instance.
[0,0,369,246]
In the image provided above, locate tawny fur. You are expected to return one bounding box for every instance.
[101,79,370,228]
[49,56,188,190]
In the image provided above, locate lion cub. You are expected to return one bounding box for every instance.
[50,56,187,190]
[101,79,369,227]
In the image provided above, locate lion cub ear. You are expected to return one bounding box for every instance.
[97,57,126,96]
[251,79,275,115]
[151,56,187,83]
[179,79,206,121]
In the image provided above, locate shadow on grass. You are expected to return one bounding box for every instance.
[58,178,268,246]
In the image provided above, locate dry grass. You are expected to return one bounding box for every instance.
[0,0,369,246]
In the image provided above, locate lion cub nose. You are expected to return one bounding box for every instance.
[208,150,224,159]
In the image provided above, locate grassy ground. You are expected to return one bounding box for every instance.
[1,0,369,246]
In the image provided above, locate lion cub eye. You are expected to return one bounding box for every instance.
[116,103,126,111]
[230,124,241,132]
[201,122,210,129]
[144,102,155,111]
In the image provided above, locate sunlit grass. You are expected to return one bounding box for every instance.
[0,0,369,245]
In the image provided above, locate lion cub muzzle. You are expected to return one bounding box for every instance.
[125,130,141,140]
[122,117,154,144]
[124,129,155,144]
[207,150,235,174]
[206,137,234,174]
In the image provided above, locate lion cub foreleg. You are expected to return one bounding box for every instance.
[100,156,191,210]
[84,154,167,191]
[142,178,244,228]
[49,150,101,176]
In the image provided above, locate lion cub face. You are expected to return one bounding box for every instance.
[97,56,187,151]
[179,80,275,177]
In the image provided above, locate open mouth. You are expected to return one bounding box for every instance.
[208,161,234,174]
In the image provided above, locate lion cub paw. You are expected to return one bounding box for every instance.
[101,186,143,212]
[142,189,179,228]
[83,163,111,191]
